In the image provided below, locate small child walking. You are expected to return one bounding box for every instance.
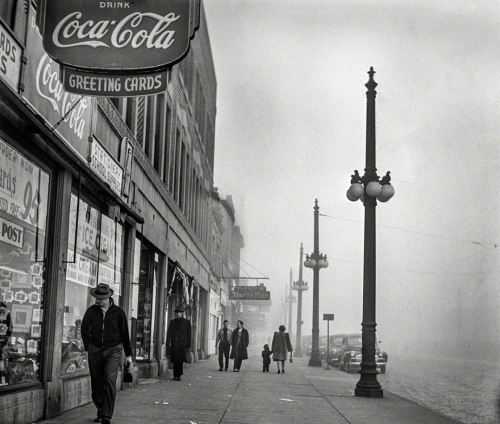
[262,344,272,372]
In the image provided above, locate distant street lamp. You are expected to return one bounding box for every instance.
[304,199,329,367]
[346,67,395,398]
[293,243,308,357]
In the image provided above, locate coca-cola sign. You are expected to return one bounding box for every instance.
[23,6,92,161]
[38,0,199,73]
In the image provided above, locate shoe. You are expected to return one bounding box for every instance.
[219,368,223,371]
[277,370,280,374]
[94,418,101,423]
[282,370,285,374]
[102,419,111,424]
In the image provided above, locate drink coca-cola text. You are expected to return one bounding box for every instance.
[52,11,180,50]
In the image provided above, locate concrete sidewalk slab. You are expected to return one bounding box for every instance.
[41,355,464,424]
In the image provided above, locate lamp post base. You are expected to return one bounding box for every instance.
[354,386,383,398]
[355,368,384,398]
[308,355,322,367]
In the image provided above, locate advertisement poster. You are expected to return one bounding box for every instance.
[0,20,22,92]
[0,137,49,231]
[22,5,92,162]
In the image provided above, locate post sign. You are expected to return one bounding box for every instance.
[0,21,22,92]
[62,66,168,97]
[323,314,334,321]
[23,6,92,161]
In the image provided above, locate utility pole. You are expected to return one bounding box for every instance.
[293,243,308,357]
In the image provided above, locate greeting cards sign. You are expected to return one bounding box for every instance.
[37,0,201,96]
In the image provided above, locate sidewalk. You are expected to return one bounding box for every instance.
[41,355,463,424]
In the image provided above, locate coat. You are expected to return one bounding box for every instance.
[272,332,292,361]
[166,317,192,363]
[81,301,132,357]
[230,328,249,360]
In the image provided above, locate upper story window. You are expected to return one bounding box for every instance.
[0,0,16,28]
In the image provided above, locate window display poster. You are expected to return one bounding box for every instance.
[0,137,50,231]
[11,304,32,333]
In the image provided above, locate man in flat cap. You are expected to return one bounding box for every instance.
[166,306,192,381]
[82,283,132,424]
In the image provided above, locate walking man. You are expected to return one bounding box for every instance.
[230,320,249,372]
[215,320,232,371]
[166,306,192,381]
[81,283,133,424]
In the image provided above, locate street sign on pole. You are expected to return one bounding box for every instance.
[323,314,334,369]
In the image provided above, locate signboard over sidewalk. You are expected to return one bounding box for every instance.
[229,285,270,300]
[36,0,201,96]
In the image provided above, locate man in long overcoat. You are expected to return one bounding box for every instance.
[230,320,249,372]
[166,306,191,380]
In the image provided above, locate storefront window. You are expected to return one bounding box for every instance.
[0,137,50,388]
[131,238,158,361]
[61,193,123,376]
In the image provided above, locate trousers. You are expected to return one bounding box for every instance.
[88,344,122,420]
[173,361,184,378]
[233,357,243,370]
[218,341,230,370]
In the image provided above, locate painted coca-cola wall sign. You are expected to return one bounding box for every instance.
[38,0,199,73]
[23,6,92,161]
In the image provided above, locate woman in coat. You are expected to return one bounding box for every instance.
[230,320,249,372]
[271,325,293,374]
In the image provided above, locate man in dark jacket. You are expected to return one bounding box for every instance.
[82,283,132,424]
[215,320,232,371]
[166,306,191,381]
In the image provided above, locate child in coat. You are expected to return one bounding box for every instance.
[262,344,272,372]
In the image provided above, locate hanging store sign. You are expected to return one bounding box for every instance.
[0,21,22,92]
[229,289,270,301]
[61,66,168,97]
[23,6,92,161]
[89,137,124,196]
[40,0,193,71]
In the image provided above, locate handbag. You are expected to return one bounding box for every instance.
[289,351,293,363]
[123,362,133,383]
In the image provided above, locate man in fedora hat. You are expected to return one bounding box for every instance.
[166,306,191,381]
[82,283,132,424]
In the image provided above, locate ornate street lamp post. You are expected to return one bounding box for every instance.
[293,243,308,357]
[304,199,329,367]
[346,67,395,398]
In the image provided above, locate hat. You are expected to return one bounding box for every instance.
[174,306,184,313]
[90,283,114,300]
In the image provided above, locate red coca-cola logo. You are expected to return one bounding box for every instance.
[38,0,198,72]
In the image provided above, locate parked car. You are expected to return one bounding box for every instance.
[327,335,344,367]
[338,333,387,374]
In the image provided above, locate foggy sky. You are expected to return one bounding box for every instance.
[204,0,500,358]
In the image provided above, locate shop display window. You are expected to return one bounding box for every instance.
[0,137,50,388]
[61,193,124,376]
[131,238,158,361]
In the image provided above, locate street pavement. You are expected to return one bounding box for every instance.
[42,355,464,424]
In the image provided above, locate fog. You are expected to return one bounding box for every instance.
[204,0,500,363]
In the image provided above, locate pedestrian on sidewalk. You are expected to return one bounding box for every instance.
[262,344,272,372]
[166,306,192,381]
[81,283,133,424]
[230,320,249,372]
[215,319,232,371]
[271,325,293,374]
